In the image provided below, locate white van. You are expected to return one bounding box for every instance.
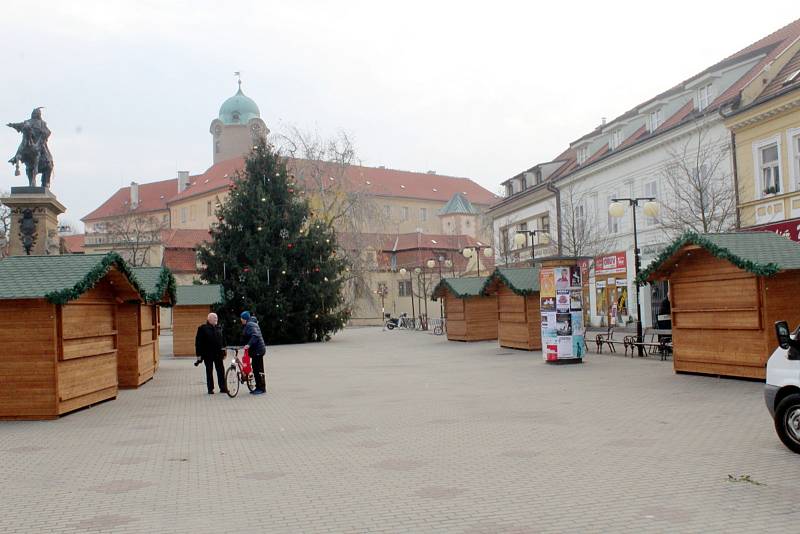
[765,321,800,454]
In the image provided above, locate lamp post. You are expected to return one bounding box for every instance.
[414,266,426,329]
[428,255,445,320]
[376,283,388,329]
[608,197,660,357]
[399,267,415,327]
[462,244,493,277]
[514,230,542,266]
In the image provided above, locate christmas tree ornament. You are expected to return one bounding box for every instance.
[279,228,289,239]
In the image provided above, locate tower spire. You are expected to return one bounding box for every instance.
[234,71,242,93]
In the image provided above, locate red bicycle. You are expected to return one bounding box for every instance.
[225,346,256,397]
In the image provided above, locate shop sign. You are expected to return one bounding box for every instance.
[595,251,627,275]
[748,218,800,242]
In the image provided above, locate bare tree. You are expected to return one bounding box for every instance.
[106,212,167,267]
[0,192,9,259]
[658,126,736,235]
[560,183,618,258]
[276,126,384,312]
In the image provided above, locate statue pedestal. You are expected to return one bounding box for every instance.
[0,188,66,256]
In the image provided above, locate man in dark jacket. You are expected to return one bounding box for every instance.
[240,311,267,394]
[195,312,227,395]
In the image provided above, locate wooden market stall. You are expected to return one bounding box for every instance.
[173,284,223,357]
[484,267,542,350]
[432,276,497,341]
[0,253,146,419]
[115,267,177,388]
[641,232,800,379]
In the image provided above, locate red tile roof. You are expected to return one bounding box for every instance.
[166,157,498,206]
[161,229,211,249]
[163,248,197,273]
[82,178,176,222]
[61,234,85,254]
[755,47,800,103]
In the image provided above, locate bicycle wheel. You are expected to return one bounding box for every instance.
[245,373,257,392]
[225,366,239,397]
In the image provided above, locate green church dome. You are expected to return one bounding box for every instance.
[218,82,260,125]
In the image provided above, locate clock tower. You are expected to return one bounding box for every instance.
[209,80,268,163]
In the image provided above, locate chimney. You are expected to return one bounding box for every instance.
[130,181,139,209]
[601,117,607,126]
[177,171,190,193]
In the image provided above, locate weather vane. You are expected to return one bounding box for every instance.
[234,71,242,89]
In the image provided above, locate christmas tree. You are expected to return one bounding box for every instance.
[198,141,350,344]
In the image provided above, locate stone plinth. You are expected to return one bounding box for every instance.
[0,188,66,256]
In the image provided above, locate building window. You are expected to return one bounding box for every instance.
[610,130,624,150]
[644,181,658,226]
[540,214,550,235]
[215,141,220,154]
[790,129,800,190]
[420,207,427,221]
[607,193,619,233]
[649,109,663,131]
[501,228,509,256]
[180,207,187,224]
[398,280,413,297]
[162,214,168,224]
[575,204,586,236]
[577,146,589,165]
[384,205,391,217]
[516,222,528,249]
[697,84,713,111]
[760,143,781,195]
[401,207,409,220]
[207,201,213,217]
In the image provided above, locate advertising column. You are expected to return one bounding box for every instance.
[540,258,585,364]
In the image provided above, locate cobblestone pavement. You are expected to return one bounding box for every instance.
[1,328,797,533]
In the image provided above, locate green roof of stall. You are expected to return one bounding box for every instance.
[176,284,223,306]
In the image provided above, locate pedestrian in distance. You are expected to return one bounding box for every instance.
[240,311,267,395]
[195,312,227,395]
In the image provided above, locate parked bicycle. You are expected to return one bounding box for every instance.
[224,346,256,398]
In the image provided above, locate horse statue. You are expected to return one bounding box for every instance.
[7,107,54,189]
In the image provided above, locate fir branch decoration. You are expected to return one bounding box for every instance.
[44,252,147,305]
[637,232,782,284]
[149,267,177,306]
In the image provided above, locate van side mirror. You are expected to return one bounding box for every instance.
[776,321,791,350]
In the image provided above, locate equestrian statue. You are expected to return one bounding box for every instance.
[7,107,54,188]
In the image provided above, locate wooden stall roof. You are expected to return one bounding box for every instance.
[640,232,800,283]
[176,284,223,306]
[482,267,541,295]
[132,266,177,306]
[0,252,144,304]
[432,276,489,299]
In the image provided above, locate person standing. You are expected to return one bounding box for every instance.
[240,311,267,395]
[195,312,227,395]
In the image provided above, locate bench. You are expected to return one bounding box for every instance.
[595,327,627,354]
[624,328,672,360]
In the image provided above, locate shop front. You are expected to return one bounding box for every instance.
[591,251,630,327]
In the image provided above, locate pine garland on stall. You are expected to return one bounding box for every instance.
[636,232,781,284]
[45,252,147,305]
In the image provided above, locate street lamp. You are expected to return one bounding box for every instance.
[428,255,446,321]
[608,196,660,357]
[399,267,415,327]
[376,283,388,329]
[462,244,493,277]
[514,230,543,266]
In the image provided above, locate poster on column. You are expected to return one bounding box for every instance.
[540,264,584,362]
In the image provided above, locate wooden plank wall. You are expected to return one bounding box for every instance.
[0,300,58,419]
[173,305,210,357]
[497,285,540,350]
[465,296,499,341]
[57,281,118,415]
[670,249,769,379]
[444,294,467,340]
[116,303,157,388]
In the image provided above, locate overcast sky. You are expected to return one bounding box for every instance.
[2,1,798,230]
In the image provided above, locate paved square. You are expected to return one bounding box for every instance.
[1,328,796,533]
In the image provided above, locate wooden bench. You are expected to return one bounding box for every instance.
[625,328,672,359]
[595,327,627,354]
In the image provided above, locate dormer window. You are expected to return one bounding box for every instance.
[649,108,663,132]
[697,84,714,111]
[609,129,624,151]
[577,146,589,165]
[505,183,513,196]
